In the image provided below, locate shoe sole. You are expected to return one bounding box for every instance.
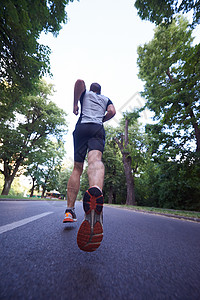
[77,186,103,252]
[63,218,77,223]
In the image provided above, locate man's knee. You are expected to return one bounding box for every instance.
[88,150,102,165]
[73,162,84,175]
[87,152,105,175]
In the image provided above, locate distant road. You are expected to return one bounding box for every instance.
[1,200,200,300]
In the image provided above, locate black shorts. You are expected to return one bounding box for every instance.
[73,123,105,163]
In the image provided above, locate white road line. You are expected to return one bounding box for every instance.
[0,212,53,234]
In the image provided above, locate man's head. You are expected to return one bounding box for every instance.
[90,82,101,94]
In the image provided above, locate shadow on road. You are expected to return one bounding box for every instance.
[63,224,77,231]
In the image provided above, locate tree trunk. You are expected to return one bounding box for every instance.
[42,186,46,198]
[1,178,12,195]
[30,177,36,197]
[1,156,24,195]
[108,185,113,204]
[115,118,136,206]
[122,153,136,206]
[113,192,116,204]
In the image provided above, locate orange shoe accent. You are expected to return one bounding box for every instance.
[63,212,77,223]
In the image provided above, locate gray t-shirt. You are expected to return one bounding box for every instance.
[78,90,113,125]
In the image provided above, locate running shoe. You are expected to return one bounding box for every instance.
[63,208,77,223]
[77,186,103,252]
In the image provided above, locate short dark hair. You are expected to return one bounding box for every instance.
[90,82,101,94]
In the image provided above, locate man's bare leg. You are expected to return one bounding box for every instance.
[87,150,105,190]
[67,161,84,208]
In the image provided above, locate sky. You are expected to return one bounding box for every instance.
[39,0,200,162]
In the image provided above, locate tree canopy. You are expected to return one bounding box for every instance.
[134,0,200,27]
[137,16,200,155]
[0,79,67,195]
[25,140,65,197]
[0,0,75,119]
[134,15,200,211]
[102,126,126,204]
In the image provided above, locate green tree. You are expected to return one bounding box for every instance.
[134,0,200,27]
[102,126,126,204]
[25,141,65,197]
[57,166,73,197]
[0,0,74,92]
[135,158,160,207]
[40,141,65,197]
[136,123,200,211]
[25,154,42,197]
[137,16,200,155]
[138,154,200,211]
[0,79,67,195]
[114,111,147,206]
[156,155,200,211]
[0,0,75,122]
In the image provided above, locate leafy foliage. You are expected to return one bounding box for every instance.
[136,154,200,211]
[0,0,75,122]
[101,115,148,206]
[57,166,73,196]
[0,0,74,91]
[137,16,200,154]
[102,126,126,204]
[134,0,200,27]
[0,79,68,195]
[25,140,65,196]
[135,17,200,210]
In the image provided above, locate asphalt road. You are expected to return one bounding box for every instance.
[0,200,200,300]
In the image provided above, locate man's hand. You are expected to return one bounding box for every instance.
[73,105,79,115]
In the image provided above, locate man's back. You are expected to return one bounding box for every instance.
[79,90,111,125]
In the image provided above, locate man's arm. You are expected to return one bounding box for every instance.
[103,104,116,123]
[73,79,86,115]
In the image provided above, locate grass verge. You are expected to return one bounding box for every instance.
[106,204,200,220]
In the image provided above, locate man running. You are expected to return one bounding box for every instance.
[63,79,116,252]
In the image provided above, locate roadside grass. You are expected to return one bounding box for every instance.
[106,203,200,219]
